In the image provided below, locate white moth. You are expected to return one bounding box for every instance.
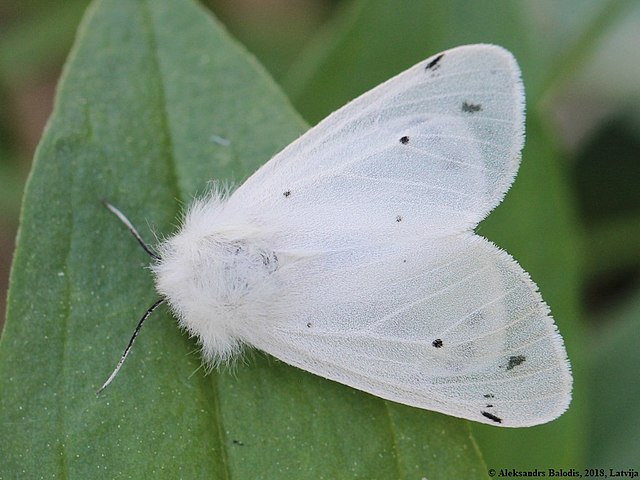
[102,44,572,427]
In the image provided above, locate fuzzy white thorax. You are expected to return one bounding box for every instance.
[152,192,279,364]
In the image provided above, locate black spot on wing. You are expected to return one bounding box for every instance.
[481,411,502,424]
[283,190,291,197]
[425,53,444,71]
[396,215,403,223]
[462,101,482,113]
[506,355,526,371]
[432,338,443,348]
[484,393,495,399]
[399,135,410,144]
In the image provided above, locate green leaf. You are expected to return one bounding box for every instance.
[283,0,534,124]
[0,0,487,477]
[283,0,633,123]
[283,0,585,470]
[586,289,640,469]
[534,0,637,98]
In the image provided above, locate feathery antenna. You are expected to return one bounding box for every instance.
[98,199,164,393]
[97,297,165,394]
[101,199,161,260]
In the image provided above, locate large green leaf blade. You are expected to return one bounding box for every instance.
[0,1,262,476]
[0,0,487,478]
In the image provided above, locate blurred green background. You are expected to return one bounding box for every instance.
[1,0,639,474]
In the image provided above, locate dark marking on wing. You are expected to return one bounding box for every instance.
[481,411,502,423]
[484,393,495,399]
[486,404,494,408]
[396,215,403,223]
[462,101,482,113]
[506,355,526,371]
[425,53,445,71]
[432,338,443,348]
[283,190,291,197]
[399,135,410,144]
[306,322,312,328]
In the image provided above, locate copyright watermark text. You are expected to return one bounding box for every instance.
[487,468,638,478]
